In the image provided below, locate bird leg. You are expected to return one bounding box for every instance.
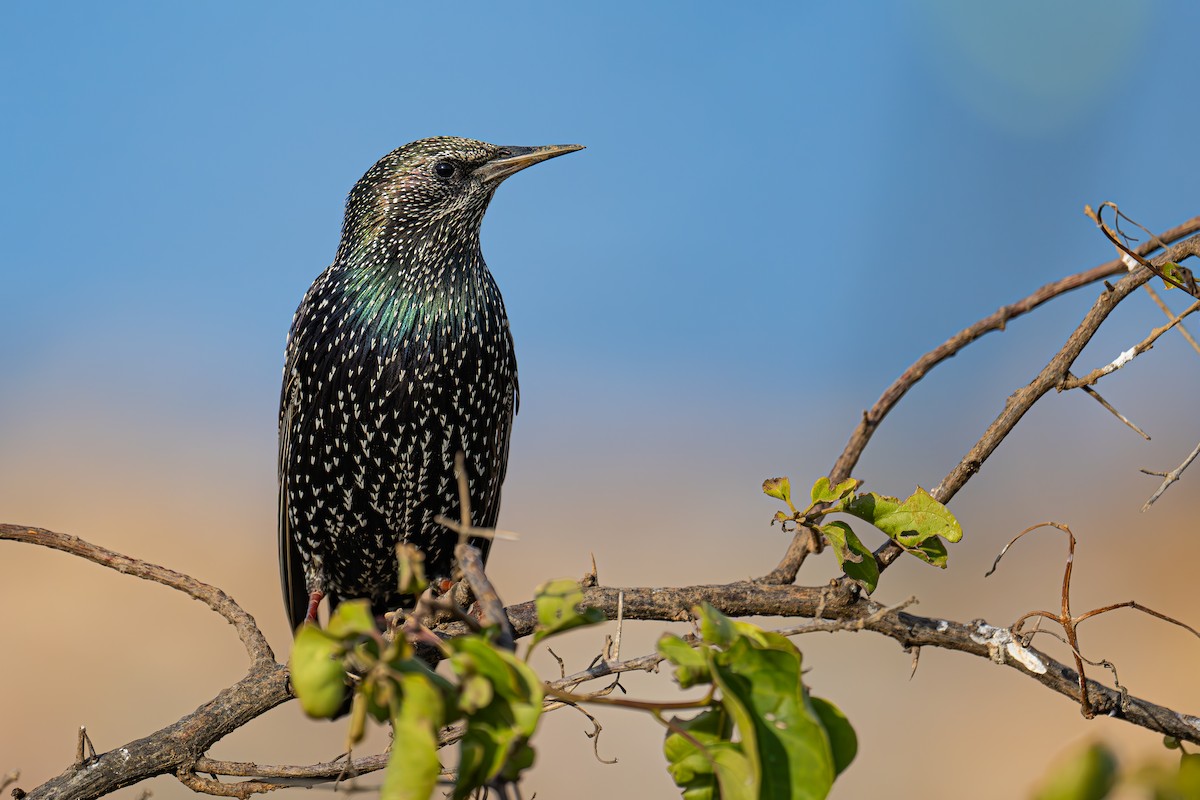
[304,590,324,624]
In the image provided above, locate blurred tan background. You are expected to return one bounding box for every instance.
[3,329,1198,799]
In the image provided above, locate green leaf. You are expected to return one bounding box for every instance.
[1033,742,1117,800]
[906,535,949,569]
[698,604,738,648]
[842,488,961,567]
[819,521,879,594]
[499,741,537,783]
[658,634,711,689]
[381,628,415,668]
[1179,752,1200,795]
[810,696,857,777]
[664,708,751,800]
[1162,261,1185,288]
[459,673,494,713]
[901,488,962,542]
[762,477,792,505]
[395,542,428,596]
[346,690,368,748]
[695,604,838,800]
[326,599,377,638]
[448,636,544,798]
[289,624,347,719]
[361,672,393,723]
[710,641,834,799]
[529,578,605,648]
[381,673,445,800]
[810,476,859,506]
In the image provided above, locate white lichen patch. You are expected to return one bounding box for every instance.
[1108,347,1137,371]
[970,623,1047,674]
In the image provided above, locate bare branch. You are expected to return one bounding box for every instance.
[1090,203,1200,297]
[0,525,274,668]
[768,219,1200,582]
[1060,298,1200,389]
[455,542,515,650]
[6,524,1200,799]
[866,233,1200,571]
[1140,439,1200,511]
[829,216,1200,485]
[1142,282,1200,357]
[1069,375,1151,439]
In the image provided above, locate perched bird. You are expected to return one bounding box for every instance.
[279,136,582,631]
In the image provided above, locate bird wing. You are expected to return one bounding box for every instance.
[278,364,309,632]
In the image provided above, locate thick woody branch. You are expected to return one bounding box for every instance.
[6,525,1200,798]
[18,664,292,800]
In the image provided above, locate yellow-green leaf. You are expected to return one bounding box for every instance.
[289,624,346,719]
[658,633,710,689]
[530,578,604,647]
[763,476,792,504]
[1033,742,1117,800]
[395,543,428,596]
[327,599,376,638]
[381,673,445,800]
[822,521,879,593]
[448,637,544,798]
[811,476,859,506]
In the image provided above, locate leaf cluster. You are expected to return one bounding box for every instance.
[658,603,857,800]
[763,476,963,592]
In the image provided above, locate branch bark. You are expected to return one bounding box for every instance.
[5,525,1200,799]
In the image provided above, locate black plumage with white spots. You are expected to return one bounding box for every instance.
[279,136,582,630]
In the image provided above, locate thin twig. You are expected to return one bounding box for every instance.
[1060,299,1200,389]
[1143,282,1200,357]
[1068,374,1150,439]
[1073,601,1200,640]
[987,521,1094,713]
[2,771,21,794]
[1140,439,1200,511]
[74,728,95,768]
[1090,203,1199,298]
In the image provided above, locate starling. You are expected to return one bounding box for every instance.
[279,136,582,631]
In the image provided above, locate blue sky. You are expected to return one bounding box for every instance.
[6,2,1191,416]
[4,4,1199,798]
[7,1,1194,487]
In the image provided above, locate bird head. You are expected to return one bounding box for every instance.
[339,136,583,262]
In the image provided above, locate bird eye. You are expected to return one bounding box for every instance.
[433,161,456,179]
